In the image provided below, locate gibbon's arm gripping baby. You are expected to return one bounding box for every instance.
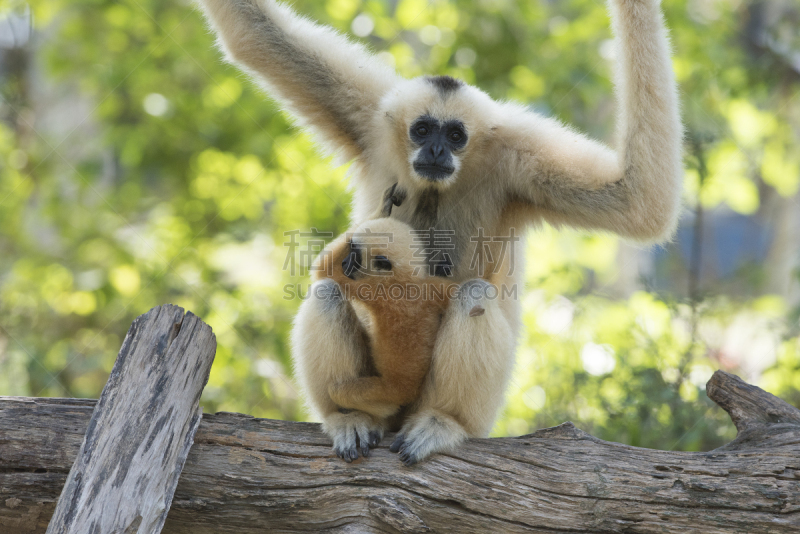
[200,0,683,464]
[313,216,456,423]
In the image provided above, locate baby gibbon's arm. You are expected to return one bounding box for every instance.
[197,0,399,161]
[329,376,415,420]
[496,0,682,242]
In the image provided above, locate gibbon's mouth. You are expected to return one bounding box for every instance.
[413,163,455,181]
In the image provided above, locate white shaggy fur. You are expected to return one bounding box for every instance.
[198,0,683,464]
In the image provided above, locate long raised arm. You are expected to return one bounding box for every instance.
[198,0,399,160]
[496,0,683,241]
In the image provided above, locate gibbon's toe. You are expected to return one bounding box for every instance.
[331,432,358,462]
[354,419,382,457]
[389,433,405,453]
[334,442,358,463]
[397,439,426,466]
[369,430,383,448]
[398,443,419,466]
[326,410,382,462]
[359,433,372,457]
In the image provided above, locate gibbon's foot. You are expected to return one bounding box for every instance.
[324,410,384,462]
[389,433,405,453]
[391,410,467,466]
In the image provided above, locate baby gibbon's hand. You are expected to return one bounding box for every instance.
[376,182,407,218]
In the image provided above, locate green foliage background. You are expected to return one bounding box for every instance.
[1,0,799,451]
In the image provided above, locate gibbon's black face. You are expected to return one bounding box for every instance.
[409,115,468,182]
[342,243,392,279]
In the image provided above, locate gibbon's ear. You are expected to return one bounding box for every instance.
[379,182,407,217]
[198,0,401,161]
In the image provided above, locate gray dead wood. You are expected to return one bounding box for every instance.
[2,371,799,533]
[41,305,216,534]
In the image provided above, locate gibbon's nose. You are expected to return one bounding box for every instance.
[429,142,445,161]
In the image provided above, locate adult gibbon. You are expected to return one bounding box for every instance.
[198,0,683,464]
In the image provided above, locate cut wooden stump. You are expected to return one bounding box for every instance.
[41,305,216,534]
[1,371,799,533]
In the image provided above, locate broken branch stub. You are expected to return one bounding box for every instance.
[44,305,216,534]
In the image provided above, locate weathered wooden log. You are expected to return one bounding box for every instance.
[1,371,799,533]
[43,305,216,534]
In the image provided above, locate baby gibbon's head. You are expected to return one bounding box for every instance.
[341,218,418,282]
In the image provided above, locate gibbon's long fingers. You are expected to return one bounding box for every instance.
[389,433,405,453]
[197,0,399,161]
[323,410,380,462]
[373,182,408,219]
[499,0,682,242]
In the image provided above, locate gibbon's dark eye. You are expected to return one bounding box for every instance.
[416,125,429,136]
[342,244,362,279]
[449,131,462,143]
[373,255,392,271]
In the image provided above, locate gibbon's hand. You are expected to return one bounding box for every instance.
[378,182,407,218]
[493,0,682,241]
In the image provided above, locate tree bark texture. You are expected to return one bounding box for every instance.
[1,372,798,532]
[42,305,216,534]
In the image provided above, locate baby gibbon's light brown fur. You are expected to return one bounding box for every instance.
[313,218,457,420]
[199,0,683,464]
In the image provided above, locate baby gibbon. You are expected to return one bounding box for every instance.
[312,216,481,420]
